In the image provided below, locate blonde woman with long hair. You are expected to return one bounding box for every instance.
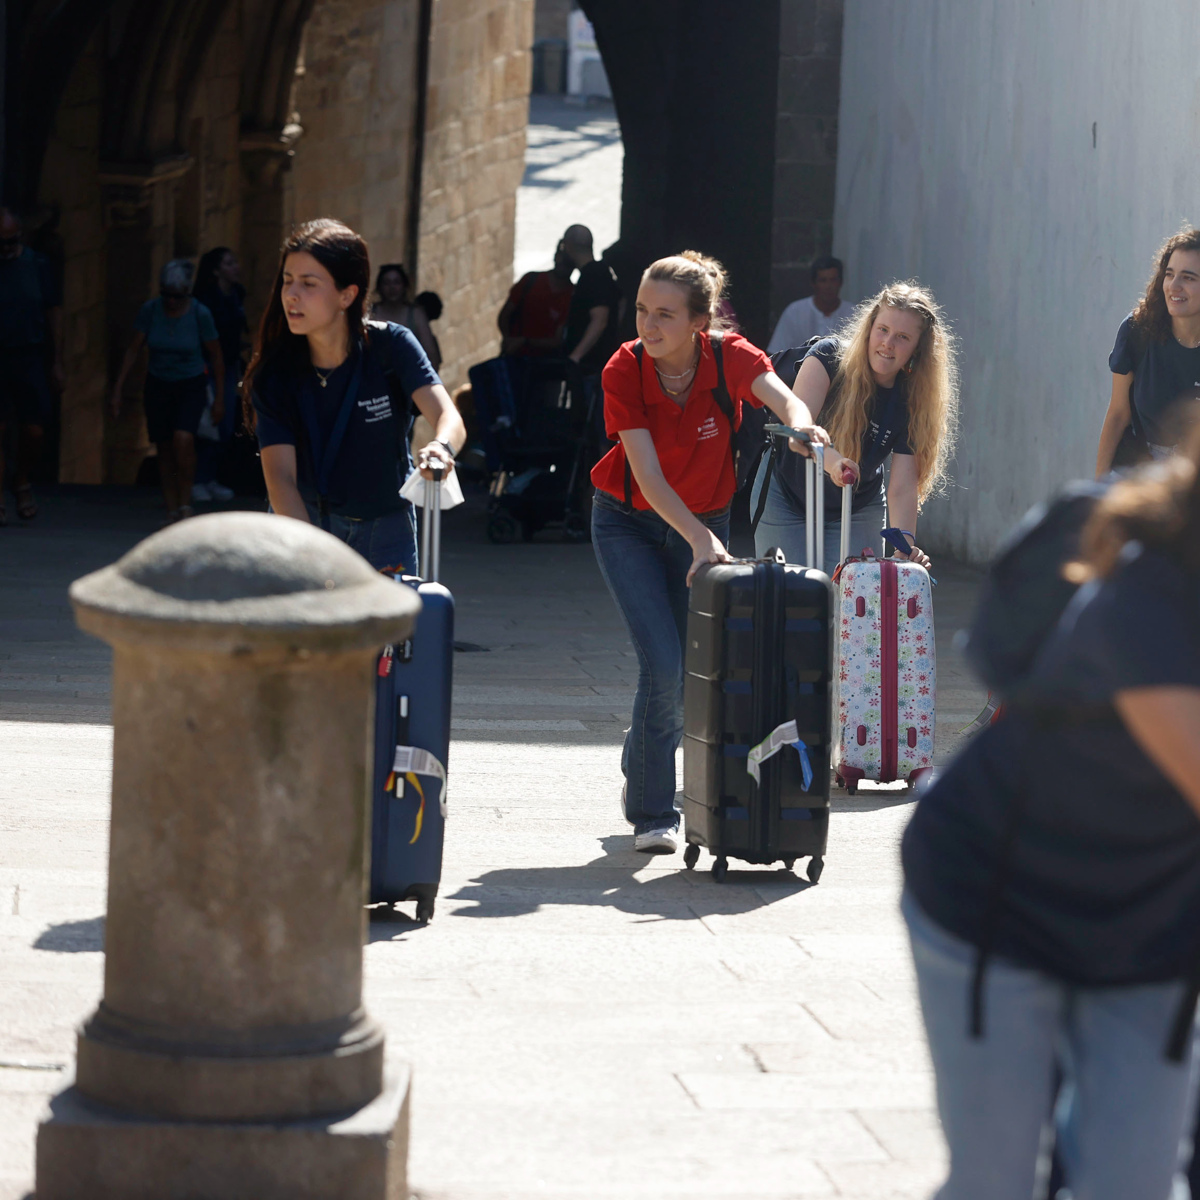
[752,280,959,569]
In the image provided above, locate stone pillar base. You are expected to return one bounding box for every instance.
[35,1062,410,1200]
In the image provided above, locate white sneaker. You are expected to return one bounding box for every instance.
[207,481,235,501]
[634,826,679,855]
[191,482,213,503]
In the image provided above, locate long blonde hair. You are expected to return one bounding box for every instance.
[823,281,959,505]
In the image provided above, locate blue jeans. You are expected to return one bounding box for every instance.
[750,451,885,567]
[304,501,419,574]
[903,889,1199,1200]
[591,490,730,834]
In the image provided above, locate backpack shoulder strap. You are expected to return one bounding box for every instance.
[365,322,415,464]
[709,333,734,430]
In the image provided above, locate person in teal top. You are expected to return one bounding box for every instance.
[110,259,224,523]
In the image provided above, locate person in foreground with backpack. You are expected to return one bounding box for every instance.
[751,281,958,570]
[590,250,855,855]
[1097,227,1200,476]
[901,434,1200,1199]
[246,219,465,573]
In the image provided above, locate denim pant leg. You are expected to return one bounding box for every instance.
[303,503,419,574]
[902,890,1062,1200]
[592,496,729,834]
[1059,985,1198,1200]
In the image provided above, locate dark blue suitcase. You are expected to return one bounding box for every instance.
[369,478,454,921]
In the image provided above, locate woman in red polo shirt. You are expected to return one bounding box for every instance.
[591,251,855,855]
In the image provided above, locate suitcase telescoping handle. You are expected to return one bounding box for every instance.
[763,425,851,573]
[420,467,444,583]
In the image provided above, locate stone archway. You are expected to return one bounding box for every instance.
[576,0,842,348]
[16,0,533,484]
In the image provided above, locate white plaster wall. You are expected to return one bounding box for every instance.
[833,0,1200,562]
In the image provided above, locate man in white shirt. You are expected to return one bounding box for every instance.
[767,256,854,354]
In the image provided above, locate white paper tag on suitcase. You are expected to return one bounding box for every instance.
[392,746,448,816]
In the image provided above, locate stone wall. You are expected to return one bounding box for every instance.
[417,0,533,389]
[288,0,422,272]
[534,0,572,41]
[36,31,106,484]
[769,0,844,327]
[834,0,1200,561]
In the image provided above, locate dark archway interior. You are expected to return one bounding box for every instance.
[580,0,784,347]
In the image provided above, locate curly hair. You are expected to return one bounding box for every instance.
[1131,228,1200,345]
[1069,417,1200,581]
[823,281,959,506]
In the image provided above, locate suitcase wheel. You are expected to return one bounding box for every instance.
[683,843,700,871]
[807,856,824,885]
[782,858,796,873]
[416,898,435,923]
[711,856,728,883]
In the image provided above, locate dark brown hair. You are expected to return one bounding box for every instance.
[1069,418,1200,581]
[243,219,371,426]
[1131,228,1200,345]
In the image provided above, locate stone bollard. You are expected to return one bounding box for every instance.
[35,512,421,1200]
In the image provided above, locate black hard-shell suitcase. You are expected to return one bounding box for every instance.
[369,475,453,921]
[682,440,835,883]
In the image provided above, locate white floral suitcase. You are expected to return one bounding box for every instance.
[831,553,935,792]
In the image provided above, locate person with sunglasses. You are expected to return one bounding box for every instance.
[110,259,225,524]
[0,207,64,525]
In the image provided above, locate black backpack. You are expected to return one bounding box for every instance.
[963,481,1107,705]
[744,336,827,532]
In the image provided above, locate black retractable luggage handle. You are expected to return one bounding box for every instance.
[763,425,852,571]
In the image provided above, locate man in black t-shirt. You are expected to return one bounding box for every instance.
[561,225,621,372]
[0,207,63,523]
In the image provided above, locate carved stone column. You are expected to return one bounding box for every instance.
[36,511,419,1200]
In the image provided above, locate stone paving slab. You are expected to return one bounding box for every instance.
[0,487,989,1198]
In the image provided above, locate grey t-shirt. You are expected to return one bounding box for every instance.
[1109,313,1200,449]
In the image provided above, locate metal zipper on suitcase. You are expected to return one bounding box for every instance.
[880,560,899,781]
[751,561,770,853]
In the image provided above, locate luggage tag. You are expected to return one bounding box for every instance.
[385,742,448,843]
[747,719,814,791]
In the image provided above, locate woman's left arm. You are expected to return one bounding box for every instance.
[1113,688,1200,818]
[886,454,932,570]
[412,382,468,479]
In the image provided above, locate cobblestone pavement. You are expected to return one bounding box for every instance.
[514,94,624,280]
[0,487,988,1198]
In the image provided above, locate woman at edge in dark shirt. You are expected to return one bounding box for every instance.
[901,433,1200,1198]
[1097,228,1200,475]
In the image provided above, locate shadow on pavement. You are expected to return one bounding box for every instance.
[33,916,105,952]
[443,834,813,922]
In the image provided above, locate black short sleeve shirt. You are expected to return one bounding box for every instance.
[565,260,622,372]
[902,545,1200,985]
[253,323,439,519]
[775,336,913,514]
[1109,314,1200,449]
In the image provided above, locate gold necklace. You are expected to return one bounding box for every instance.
[314,365,335,388]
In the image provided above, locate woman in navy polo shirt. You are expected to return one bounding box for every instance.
[590,250,855,855]
[245,219,465,573]
[901,434,1200,1197]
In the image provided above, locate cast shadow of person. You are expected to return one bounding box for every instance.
[440,833,815,924]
